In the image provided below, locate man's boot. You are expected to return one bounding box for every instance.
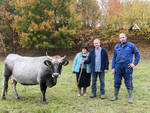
[111,88,119,101]
[90,93,96,98]
[127,89,133,104]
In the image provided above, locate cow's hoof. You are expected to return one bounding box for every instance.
[16,97,20,100]
[2,96,6,100]
[42,101,48,105]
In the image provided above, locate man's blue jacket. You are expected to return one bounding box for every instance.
[112,41,140,69]
[84,46,109,72]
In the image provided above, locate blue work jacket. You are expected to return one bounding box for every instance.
[72,52,91,73]
[84,47,109,72]
[112,41,140,69]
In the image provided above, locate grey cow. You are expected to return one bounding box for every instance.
[1,54,69,104]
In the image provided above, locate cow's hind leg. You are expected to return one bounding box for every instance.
[1,64,11,100]
[1,76,9,100]
[11,78,20,100]
[40,82,48,105]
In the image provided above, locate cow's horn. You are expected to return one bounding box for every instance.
[61,56,66,60]
[46,51,48,56]
[47,56,53,60]
[46,52,53,60]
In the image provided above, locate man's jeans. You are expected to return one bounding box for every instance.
[91,72,105,95]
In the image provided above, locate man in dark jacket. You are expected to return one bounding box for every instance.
[111,33,140,103]
[82,39,109,99]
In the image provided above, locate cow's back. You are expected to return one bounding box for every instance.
[5,54,22,71]
[5,54,48,85]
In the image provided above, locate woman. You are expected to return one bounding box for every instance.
[72,45,91,96]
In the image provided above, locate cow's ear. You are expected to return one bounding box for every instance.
[62,60,69,66]
[44,60,52,66]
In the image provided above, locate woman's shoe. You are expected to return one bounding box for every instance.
[83,93,87,96]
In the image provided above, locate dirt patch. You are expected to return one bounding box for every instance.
[0,39,150,62]
[0,48,80,62]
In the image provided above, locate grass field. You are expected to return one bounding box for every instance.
[0,58,150,113]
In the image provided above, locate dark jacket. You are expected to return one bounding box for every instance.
[84,46,109,72]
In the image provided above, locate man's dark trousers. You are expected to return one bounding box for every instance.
[91,72,105,95]
[114,63,133,89]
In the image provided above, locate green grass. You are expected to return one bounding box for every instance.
[0,59,150,113]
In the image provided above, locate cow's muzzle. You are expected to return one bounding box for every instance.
[52,73,60,78]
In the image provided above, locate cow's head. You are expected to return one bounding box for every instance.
[44,55,69,78]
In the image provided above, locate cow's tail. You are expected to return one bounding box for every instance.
[1,63,11,99]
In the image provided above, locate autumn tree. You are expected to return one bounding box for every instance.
[0,0,18,53]
[99,0,122,39]
[13,0,80,49]
[77,0,101,28]
[121,0,150,39]
[99,0,150,40]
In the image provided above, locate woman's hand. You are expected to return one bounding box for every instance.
[104,70,108,73]
[112,69,115,74]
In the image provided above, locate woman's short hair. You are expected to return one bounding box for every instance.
[81,45,88,51]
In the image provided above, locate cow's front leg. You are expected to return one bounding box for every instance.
[11,79,20,100]
[40,82,48,105]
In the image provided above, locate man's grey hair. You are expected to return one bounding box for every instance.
[93,38,100,44]
[119,33,127,38]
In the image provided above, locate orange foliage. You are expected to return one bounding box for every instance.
[107,0,121,15]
